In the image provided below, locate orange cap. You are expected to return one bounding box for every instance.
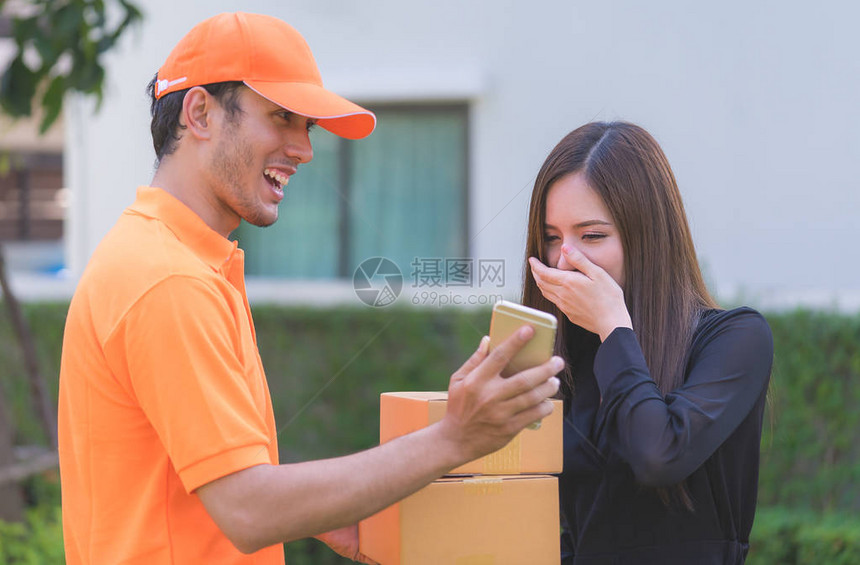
[155,12,375,139]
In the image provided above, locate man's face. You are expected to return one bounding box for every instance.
[206,87,315,233]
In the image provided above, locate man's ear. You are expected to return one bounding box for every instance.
[181,86,216,141]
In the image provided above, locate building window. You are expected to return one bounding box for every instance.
[0,153,64,241]
[235,104,469,279]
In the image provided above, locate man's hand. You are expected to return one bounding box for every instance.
[439,326,563,463]
[316,525,378,564]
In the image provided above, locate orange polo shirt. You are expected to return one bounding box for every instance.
[58,186,284,564]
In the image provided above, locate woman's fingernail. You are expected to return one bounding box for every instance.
[518,325,534,339]
[551,356,565,372]
[479,335,490,354]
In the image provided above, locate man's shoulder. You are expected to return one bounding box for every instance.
[89,209,213,282]
[72,210,223,326]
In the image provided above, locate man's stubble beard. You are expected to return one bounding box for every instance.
[211,124,278,229]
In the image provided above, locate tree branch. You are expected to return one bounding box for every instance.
[0,447,58,486]
[0,245,58,449]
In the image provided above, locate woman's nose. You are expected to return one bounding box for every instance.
[556,246,574,270]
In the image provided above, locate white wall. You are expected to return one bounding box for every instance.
[66,0,860,310]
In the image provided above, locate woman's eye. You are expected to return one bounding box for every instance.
[582,233,606,241]
[544,234,560,243]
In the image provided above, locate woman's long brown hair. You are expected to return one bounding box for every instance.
[521,121,719,507]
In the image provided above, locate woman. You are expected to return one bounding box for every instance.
[523,122,772,564]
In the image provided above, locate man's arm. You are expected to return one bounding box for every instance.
[197,326,562,554]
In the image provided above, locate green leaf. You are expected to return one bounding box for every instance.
[96,36,114,54]
[0,56,38,118]
[54,4,84,40]
[81,35,97,60]
[118,0,145,21]
[91,0,108,29]
[116,0,145,31]
[1,0,143,135]
[67,51,104,93]
[38,75,66,133]
[98,0,144,54]
[11,16,38,47]
[33,32,60,71]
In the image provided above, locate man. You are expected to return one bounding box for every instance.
[57,12,561,564]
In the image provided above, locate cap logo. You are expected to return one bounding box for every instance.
[155,77,188,96]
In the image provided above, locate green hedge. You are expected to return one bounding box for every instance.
[0,504,64,564]
[748,507,860,564]
[0,302,65,446]
[759,310,860,512]
[252,305,487,463]
[1,303,859,563]
[0,473,64,565]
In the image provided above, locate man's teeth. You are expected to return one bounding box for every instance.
[264,168,290,188]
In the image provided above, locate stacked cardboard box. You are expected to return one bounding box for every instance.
[359,392,563,565]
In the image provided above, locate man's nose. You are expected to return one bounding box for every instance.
[285,131,313,164]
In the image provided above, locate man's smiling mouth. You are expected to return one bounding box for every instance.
[264,168,290,189]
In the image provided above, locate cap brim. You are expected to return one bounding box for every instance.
[245,81,376,140]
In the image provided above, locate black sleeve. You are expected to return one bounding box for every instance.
[592,308,773,486]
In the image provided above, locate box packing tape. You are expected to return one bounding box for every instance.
[456,555,495,565]
[463,476,504,496]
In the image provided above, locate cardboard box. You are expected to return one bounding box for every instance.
[380,392,562,475]
[359,474,560,565]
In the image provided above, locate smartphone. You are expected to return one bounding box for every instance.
[489,301,558,430]
[489,300,558,378]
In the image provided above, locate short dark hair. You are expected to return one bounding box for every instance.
[146,74,245,163]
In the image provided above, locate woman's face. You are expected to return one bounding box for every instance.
[543,171,625,288]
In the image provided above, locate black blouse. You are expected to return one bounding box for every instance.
[559,307,773,564]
